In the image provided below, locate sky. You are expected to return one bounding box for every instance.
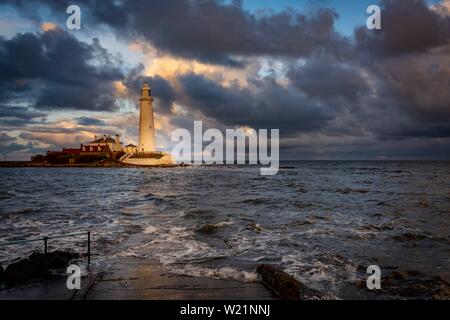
[0,0,449,160]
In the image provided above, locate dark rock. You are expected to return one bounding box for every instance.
[256,264,321,300]
[246,223,263,233]
[4,257,44,284]
[197,224,219,234]
[0,265,4,283]
[391,233,449,244]
[391,233,428,241]
[4,251,81,285]
[356,269,450,299]
[382,270,450,299]
[29,251,81,269]
[50,251,81,268]
[197,221,233,234]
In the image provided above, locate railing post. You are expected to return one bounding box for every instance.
[43,237,48,275]
[87,231,91,265]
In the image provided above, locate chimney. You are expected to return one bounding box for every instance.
[115,134,120,151]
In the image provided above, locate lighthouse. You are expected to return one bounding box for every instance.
[121,83,174,166]
[138,83,156,152]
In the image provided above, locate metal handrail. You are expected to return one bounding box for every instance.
[0,231,91,273]
[0,232,88,246]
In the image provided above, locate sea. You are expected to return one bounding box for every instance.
[0,161,449,299]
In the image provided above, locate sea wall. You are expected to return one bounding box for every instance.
[121,153,175,166]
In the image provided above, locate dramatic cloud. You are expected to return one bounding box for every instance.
[0,28,123,111]
[75,117,106,126]
[0,0,449,159]
[178,73,332,133]
[353,0,450,140]
[3,0,350,65]
[287,59,370,103]
[356,0,450,57]
[124,65,177,114]
[0,105,46,126]
[0,132,30,154]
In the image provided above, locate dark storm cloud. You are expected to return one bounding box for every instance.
[0,132,15,144]
[0,28,123,111]
[75,117,106,126]
[1,0,450,159]
[287,59,370,102]
[0,133,28,153]
[352,0,450,141]
[120,0,348,65]
[4,0,349,66]
[124,65,177,114]
[0,105,45,120]
[355,0,450,57]
[372,54,450,120]
[178,73,332,133]
[0,105,46,126]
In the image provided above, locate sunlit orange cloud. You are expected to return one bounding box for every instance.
[113,81,128,97]
[22,119,111,148]
[109,110,174,138]
[128,41,150,52]
[130,41,251,87]
[40,22,58,32]
[154,113,178,134]
[145,55,251,87]
[23,131,94,148]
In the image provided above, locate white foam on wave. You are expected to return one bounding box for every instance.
[143,225,159,234]
[116,249,146,258]
[139,226,228,266]
[174,265,259,283]
[214,220,234,227]
[281,252,358,298]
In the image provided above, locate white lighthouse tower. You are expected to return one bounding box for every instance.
[139,83,156,152]
[120,83,174,166]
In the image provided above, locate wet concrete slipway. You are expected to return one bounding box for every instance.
[0,232,275,300]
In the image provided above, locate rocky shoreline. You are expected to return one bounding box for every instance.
[0,251,81,285]
[0,231,317,300]
[1,234,449,299]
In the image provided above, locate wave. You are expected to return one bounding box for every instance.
[172,265,258,283]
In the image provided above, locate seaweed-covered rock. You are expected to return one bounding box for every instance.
[256,264,321,300]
